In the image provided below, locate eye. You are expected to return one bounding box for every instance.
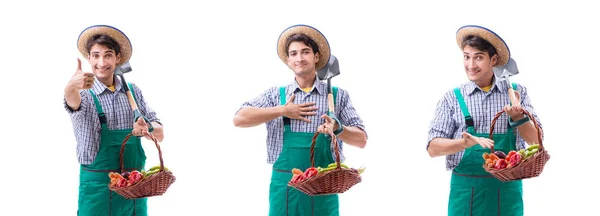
[464,56,469,60]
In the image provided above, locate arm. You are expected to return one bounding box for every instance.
[65,85,83,110]
[335,89,367,148]
[132,83,164,142]
[513,85,544,147]
[426,94,464,158]
[233,87,279,128]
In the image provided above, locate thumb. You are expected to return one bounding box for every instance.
[76,58,83,74]
[462,132,472,139]
[136,117,145,125]
[286,93,295,104]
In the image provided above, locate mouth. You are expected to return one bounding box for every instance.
[95,66,111,73]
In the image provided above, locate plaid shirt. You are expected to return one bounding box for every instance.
[238,78,367,164]
[427,77,543,171]
[64,75,160,165]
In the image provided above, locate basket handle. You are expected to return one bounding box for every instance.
[309,127,342,169]
[489,108,543,152]
[119,132,165,173]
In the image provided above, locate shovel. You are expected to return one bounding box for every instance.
[317,55,341,117]
[492,58,520,106]
[114,62,154,133]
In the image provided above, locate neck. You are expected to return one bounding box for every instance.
[475,75,494,88]
[295,73,316,88]
[98,75,115,87]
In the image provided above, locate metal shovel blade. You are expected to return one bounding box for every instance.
[114,62,132,75]
[493,58,519,80]
[317,55,340,80]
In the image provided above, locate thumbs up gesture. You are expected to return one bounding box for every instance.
[69,58,95,90]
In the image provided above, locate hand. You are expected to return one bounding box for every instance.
[68,59,95,91]
[132,117,150,139]
[503,90,525,120]
[317,114,339,135]
[282,93,318,122]
[462,132,494,149]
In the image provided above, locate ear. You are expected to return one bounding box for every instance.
[491,54,498,66]
[314,52,320,63]
[116,53,121,62]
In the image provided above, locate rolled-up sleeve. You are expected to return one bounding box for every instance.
[337,88,367,138]
[64,90,101,165]
[236,86,277,113]
[515,84,543,150]
[427,93,457,150]
[132,83,160,124]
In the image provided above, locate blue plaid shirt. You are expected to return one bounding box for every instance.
[64,75,160,165]
[427,77,543,171]
[238,78,367,164]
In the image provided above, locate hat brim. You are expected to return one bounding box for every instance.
[456,25,510,66]
[277,24,330,71]
[77,25,132,67]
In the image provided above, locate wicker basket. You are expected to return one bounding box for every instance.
[108,133,176,199]
[288,131,362,196]
[483,109,550,182]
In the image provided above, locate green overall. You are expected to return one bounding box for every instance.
[268,86,340,216]
[448,84,523,216]
[78,83,147,216]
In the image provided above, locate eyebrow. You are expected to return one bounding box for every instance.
[289,48,312,53]
[464,51,485,55]
[91,50,115,54]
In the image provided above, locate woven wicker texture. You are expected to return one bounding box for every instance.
[483,109,550,182]
[109,133,176,199]
[288,131,361,196]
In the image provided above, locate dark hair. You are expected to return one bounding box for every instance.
[285,33,319,56]
[86,34,121,55]
[461,35,497,58]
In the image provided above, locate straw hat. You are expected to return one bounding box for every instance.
[456,25,510,66]
[77,25,132,67]
[277,24,330,71]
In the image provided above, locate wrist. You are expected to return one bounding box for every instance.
[278,106,287,117]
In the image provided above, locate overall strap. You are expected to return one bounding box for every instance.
[279,86,338,132]
[88,90,108,129]
[453,88,474,134]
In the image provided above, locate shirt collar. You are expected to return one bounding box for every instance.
[290,76,326,95]
[466,76,508,96]
[91,75,124,95]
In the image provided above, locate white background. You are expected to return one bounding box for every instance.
[1,0,598,215]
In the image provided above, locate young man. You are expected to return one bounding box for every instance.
[426,25,544,216]
[64,25,164,216]
[233,24,368,216]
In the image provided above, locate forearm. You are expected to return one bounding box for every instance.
[427,137,468,158]
[337,126,367,148]
[514,117,542,145]
[150,122,164,142]
[65,86,82,110]
[233,106,284,128]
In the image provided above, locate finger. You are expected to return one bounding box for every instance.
[321,114,333,123]
[300,106,318,111]
[300,112,316,116]
[514,90,521,102]
[84,72,95,77]
[300,102,317,107]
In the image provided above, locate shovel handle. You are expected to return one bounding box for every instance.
[126,90,155,133]
[507,86,520,106]
[327,93,335,116]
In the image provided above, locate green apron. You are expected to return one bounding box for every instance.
[268,86,340,216]
[78,83,148,216]
[448,84,523,216]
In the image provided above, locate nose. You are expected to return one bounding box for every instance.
[98,57,106,66]
[467,58,476,70]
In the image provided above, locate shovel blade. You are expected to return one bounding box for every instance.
[493,58,519,79]
[114,62,132,75]
[317,55,340,80]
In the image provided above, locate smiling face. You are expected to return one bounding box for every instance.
[461,35,498,87]
[88,44,121,83]
[284,33,320,78]
[86,34,122,86]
